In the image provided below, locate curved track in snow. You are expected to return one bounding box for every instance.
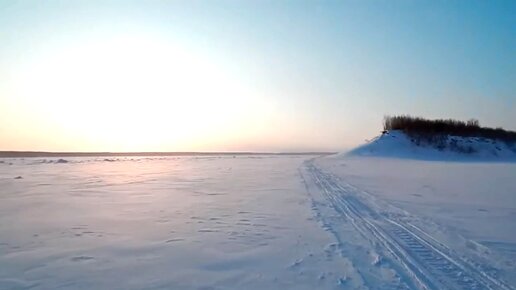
[304,160,514,290]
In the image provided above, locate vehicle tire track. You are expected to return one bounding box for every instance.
[305,160,514,290]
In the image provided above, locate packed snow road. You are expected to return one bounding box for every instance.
[302,159,515,290]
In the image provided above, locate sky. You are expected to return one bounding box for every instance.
[0,0,514,152]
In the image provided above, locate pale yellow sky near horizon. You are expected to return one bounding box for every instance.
[1,1,514,152]
[0,34,348,152]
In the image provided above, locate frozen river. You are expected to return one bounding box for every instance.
[1,155,514,290]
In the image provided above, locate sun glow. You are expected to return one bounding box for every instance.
[4,34,274,151]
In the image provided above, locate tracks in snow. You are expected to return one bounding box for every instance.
[304,160,513,290]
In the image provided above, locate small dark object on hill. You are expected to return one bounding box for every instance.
[14,176,23,179]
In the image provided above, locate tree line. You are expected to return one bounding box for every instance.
[383,115,516,144]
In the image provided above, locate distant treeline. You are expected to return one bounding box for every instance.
[383,115,516,144]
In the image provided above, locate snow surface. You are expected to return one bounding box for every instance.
[315,156,516,288]
[1,151,515,289]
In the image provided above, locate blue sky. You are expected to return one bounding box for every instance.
[0,1,514,151]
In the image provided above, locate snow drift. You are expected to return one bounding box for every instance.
[347,130,516,161]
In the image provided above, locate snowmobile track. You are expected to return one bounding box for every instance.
[305,160,514,290]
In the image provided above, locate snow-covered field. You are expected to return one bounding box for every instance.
[1,150,515,289]
[313,156,516,289]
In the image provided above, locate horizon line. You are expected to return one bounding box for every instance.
[0,151,337,158]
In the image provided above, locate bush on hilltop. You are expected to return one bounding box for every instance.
[383,115,516,145]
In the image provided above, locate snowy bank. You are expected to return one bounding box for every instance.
[346,130,516,161]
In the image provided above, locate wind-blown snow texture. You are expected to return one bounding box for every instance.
[1,153,515,289]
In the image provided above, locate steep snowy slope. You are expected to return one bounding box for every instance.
[347,130,516,161]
